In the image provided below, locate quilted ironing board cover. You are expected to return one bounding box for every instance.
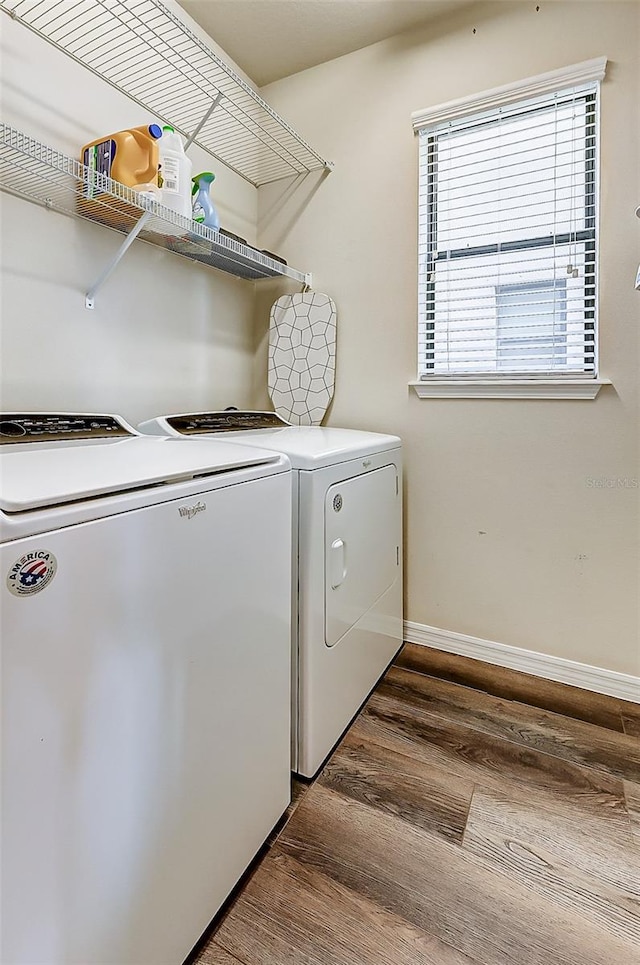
[268,292,337,426]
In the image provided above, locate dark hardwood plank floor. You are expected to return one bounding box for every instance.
[317,729,474,843]
[379,665,640,782]
[623,715,640,738]
[463,789,640,945]
[358,693,630,812]
[193,644,640,965]
[198,944,244,965]
[395,644,636,731]
[214,847,478,965]
[276,785,635,965]
[625,781,640,844]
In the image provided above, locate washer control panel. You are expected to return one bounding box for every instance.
[0,414,134,444]
[167,411,291,434]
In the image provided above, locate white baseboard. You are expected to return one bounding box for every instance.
[403,621,640,705]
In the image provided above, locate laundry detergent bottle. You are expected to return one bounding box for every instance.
[192,172,220,231]
[158,125,193,219]
[81,124,162,190]
[80,123,162,228]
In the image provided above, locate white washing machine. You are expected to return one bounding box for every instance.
[139,411,403,778]
[0,412,292,965]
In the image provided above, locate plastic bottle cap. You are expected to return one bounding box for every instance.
[148,124,163,139]
[162,125,175,133]
[193,171,216,184]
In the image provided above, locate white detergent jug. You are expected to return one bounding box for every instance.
[158,125,193,220]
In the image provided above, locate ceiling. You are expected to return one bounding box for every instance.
[179,0,470,87]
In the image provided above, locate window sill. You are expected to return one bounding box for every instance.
[409,379,611,400]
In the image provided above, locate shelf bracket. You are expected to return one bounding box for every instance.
[85,210,153,309]
[185,92,223,151]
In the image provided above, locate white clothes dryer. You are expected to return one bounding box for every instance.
[139,411,403,778]
[0,412,292,965]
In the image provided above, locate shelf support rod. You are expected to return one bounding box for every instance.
[85,210,153,309]
[185,91,223,151]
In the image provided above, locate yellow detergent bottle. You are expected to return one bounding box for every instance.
[79,124,162,229]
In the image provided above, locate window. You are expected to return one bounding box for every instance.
[414,63,604,384]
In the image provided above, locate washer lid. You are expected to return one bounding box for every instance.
[0,436,281,513]
[141,412,401,470]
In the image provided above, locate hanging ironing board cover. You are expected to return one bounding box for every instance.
[268,292,337,425]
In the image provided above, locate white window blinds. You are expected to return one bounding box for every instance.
[416,80,600,379]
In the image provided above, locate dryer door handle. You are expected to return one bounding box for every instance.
[329,538,347,589]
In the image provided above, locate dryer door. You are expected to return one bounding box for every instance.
[325,464,399,648]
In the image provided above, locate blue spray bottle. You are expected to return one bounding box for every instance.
[192,171,220,231]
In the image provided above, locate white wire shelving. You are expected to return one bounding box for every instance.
[0,0,332,187]
[0,124,309,304]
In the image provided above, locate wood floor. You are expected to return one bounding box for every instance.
[192,644,640,965]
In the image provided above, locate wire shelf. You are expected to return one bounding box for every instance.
[0,0,331,186]
[0,123,308,283]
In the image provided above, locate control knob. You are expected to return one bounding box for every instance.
[0,421,27,437]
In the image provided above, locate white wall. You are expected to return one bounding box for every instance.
[257,1,640,676]
[0,2,261,423]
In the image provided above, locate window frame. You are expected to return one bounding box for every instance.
[409,58,610,400]
[422,92,597,377]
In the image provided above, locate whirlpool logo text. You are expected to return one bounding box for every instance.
[178,501,207,520]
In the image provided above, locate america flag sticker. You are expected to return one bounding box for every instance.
[6,551,57,597]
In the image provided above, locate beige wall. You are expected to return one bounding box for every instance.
[0,0,259,423]
[257,1,640,675]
